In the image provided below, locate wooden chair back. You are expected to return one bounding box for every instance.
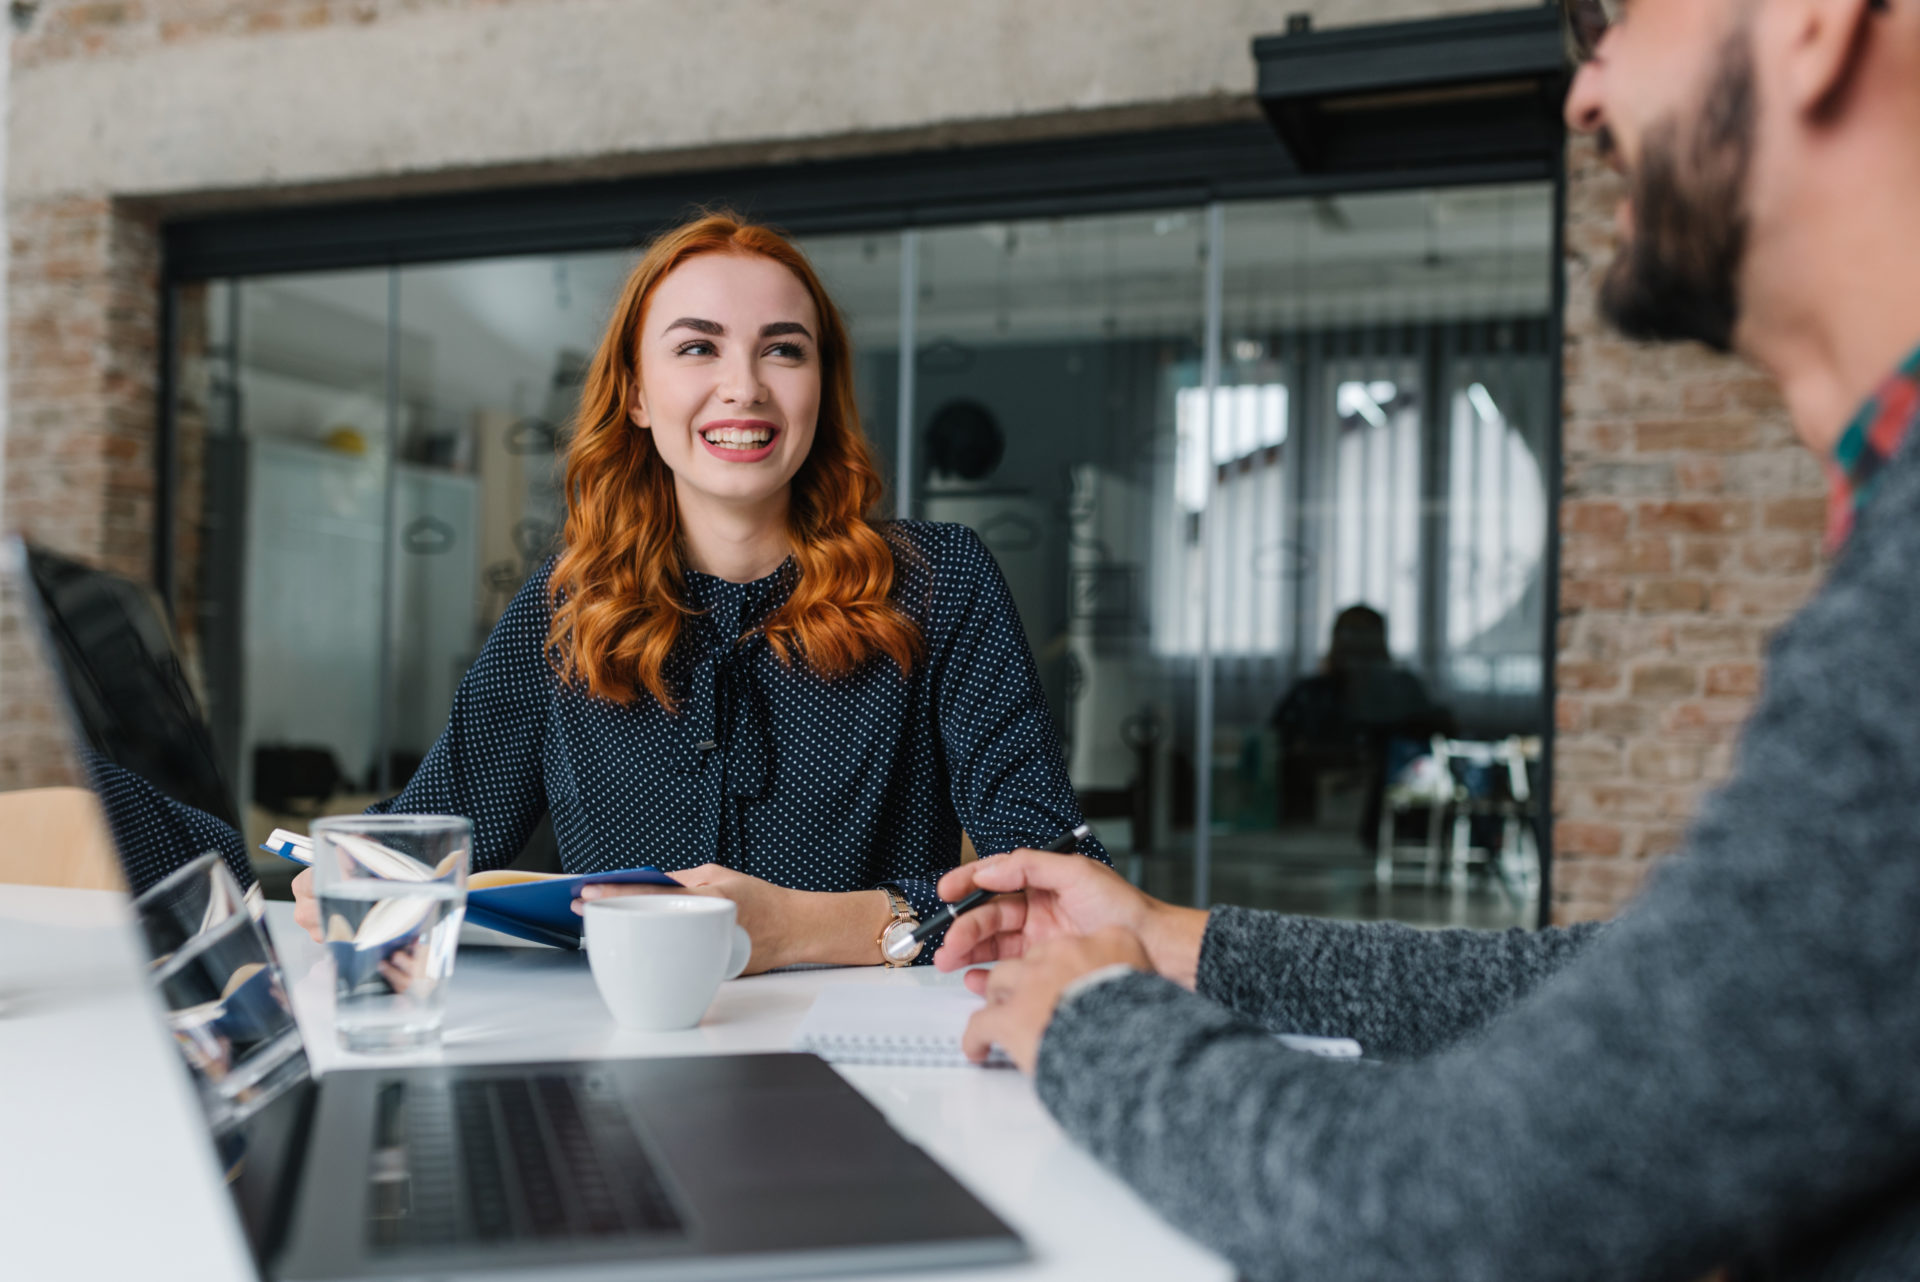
[0,786,124,891]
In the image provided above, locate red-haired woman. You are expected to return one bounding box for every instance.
[292,212,1107,969]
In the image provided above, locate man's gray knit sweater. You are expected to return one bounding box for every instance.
[1035,430,1920,1281]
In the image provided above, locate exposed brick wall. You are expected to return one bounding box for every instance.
[10,1,477,68]
[1552,133,1827,923]
[0,587,85,792]
[0,194,161,790]
[6,194,160,576]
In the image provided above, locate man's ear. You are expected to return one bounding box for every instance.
[1777,0,1877,119]
[629,383,650,430]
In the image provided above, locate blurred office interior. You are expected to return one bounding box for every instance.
[172,182,1554,930]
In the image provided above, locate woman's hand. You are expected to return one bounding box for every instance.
[931,849,1210,989]
[292,868,323,943]
[576,866,883,975]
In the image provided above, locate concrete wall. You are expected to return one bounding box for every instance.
[11,0,1526,205]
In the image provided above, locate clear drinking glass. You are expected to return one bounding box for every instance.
[133,851,306,1124]
[308,814,471,1052]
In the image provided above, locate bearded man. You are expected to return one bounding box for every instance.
[936,4,1920,1279]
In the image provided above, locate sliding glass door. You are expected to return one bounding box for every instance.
[907,210,1207,879]
[171,180,1556,926]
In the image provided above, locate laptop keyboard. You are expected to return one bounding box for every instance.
[367,1073,684,1253]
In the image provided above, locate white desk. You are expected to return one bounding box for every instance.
[0,885,1230,1281]
[0,886,261,1282]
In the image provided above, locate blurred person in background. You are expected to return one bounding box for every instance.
[931,2,1920,1278]
[1270,604,1452,843]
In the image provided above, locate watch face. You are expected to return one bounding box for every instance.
[882,919,922,963]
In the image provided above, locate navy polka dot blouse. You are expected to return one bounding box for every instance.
[87,747,259,897]
[371,520,1108,955]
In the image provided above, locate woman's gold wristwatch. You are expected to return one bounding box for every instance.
[876,884,921,967]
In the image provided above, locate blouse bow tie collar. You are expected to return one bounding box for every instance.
[689,643,771,800]
[679,563,795,804]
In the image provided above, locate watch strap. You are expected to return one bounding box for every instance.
[876,883,919,966]
[879,883,914,922]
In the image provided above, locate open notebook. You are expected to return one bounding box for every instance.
[791,983,1366,1068]
[794,984,1014,1067]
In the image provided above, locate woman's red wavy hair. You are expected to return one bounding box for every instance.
[547,211,921,710]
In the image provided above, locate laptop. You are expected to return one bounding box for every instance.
[7,537,1025,1281]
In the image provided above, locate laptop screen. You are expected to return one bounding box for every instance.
[5,537,313,1267]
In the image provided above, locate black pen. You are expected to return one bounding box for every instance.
[900,823,1092,953]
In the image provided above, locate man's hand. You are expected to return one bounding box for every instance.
[959,927,1153,1073]
[931,849,1209,988]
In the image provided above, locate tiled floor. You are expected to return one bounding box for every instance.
[1120,826,1537,931]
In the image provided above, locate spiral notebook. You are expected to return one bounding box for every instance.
[792,982,1365,1069]
[792,984,1013,1068]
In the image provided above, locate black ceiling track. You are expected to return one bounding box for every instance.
[163,113,1555,281]
[1253,6,1570,174]
[165,9,1567,281]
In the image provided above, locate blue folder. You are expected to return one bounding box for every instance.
[462,867,684,948]
[261,835,682,949]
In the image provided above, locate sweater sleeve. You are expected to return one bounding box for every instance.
[1195,907,1604,1056]
[368,567,555,872]
[79,748,255,896]
[1032,453,1920,1281]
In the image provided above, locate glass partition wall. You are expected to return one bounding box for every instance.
[910,211,1207,887]
[170,183,1556,927]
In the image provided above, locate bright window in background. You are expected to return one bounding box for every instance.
[1323,363,1423,663]
[1186,184,1554,928]
[1162,383,1292,658]
[1174,383,1289,515]
[909,208,1207,854]
[1447,372,1550,697]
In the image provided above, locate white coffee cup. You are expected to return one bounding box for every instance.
[583,895,752,1030]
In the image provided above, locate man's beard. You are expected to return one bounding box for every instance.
[1599,28,1757,353]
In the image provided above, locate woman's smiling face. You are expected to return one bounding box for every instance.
[629,252,823,511]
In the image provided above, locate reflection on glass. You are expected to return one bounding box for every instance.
[167,188,1558,930]
[1445,359,1551,710]
[1316,358,1423,657]
[911,210,1206,880]
[394,253,624,791]
[310,813,471,1053]
[796,232,904,488]
[184,270,396,873]
[1164,383,1290,657]
[133,851,306,1128]
[1207,185,1555,927]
